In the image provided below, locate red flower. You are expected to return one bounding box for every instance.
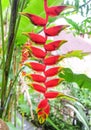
[37,99,50,124]
[44,40,67,51]
[23,32,46,44]
[44,55,64,65]
[22,71,26,76]
[37,104,50,124]
[46,6,68,17]
[21,42,31,63]
[26,74,46,83]
[25,62,45,72]
[45,78,64,88]
[20,12,46,26]
[28,83,46,93]
[44,66,63,77]
[21,0,72,123]
[45,25,69,36]
[21,48,29,63]
[44,91,62,98]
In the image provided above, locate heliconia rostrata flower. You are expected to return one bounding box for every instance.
[21,0,75,124]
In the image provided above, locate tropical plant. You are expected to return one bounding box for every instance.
[0,0,90,129]
[59,68,91,90]
[20,0,89,125]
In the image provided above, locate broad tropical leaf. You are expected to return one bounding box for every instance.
[59,68,91,90]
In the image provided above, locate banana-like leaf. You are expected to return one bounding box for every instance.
[65,103,90,130]
[74,102,89,125]
[59,68,91,90]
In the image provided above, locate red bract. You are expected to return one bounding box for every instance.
[44,55,64,65]
[26,74,46,83]
[37,104,50,124]
[44,40,67,51]
[45,91,62,98]
[46,6,68,17]
[25,62,45,72]
[21,0,71,124]
[37,99,48,112]
[23,32,46,44]
[44,104,50,114]
[44,67,63,77]
[45,78,64,88]
[37,99,50,124]
[45,25,69,36]
[31,46,46,58]
[27,46,46,58]
[28,83,46,93]
[37,111,47,124]
[20,13,46,26]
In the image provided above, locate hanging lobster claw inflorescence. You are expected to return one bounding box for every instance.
[21,0,76,124]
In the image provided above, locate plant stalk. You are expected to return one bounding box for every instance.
[3,68,23,118]
[15,0,26,37]
[1,0,19,117]
[0,0,5,115]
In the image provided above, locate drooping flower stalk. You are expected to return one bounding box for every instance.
[21,0,76,124]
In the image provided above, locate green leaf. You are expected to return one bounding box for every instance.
[47,117,60,130]
[64,17,80,31]
[7,122,19,130]
[64,50,89,59]
[74,102,88,125]
[75,0,79,11]
[18,104,30,114]
[59,94,76,102]
[80,7,84,16]
[2,0,9,11]
[86,5,89,16]
[65,103,90,130]
[59,68,91,90]
[18,0,30,10]
[83,0,86,4]
[59,68,73,82]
